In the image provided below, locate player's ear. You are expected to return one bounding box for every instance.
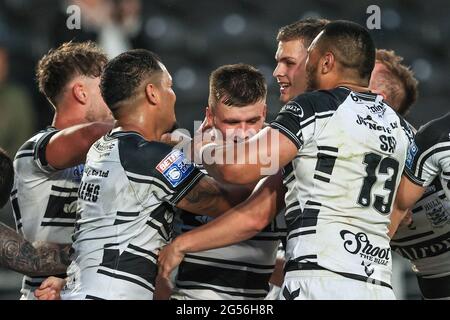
[206,106,214,127]
[72,82,88,105]
[262,104,267,121]
[145,83,159,105]
[321,52,335,75]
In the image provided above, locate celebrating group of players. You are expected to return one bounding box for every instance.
[0,18,448,300]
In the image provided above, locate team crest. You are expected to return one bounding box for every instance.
[424,199,450,228]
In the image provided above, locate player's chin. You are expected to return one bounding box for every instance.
[280,93,290,104]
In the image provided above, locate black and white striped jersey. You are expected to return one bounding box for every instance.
[398,113,450,298]
[404,112,450,198]
[391,178,450,299]
[172,198,286,300]
[11,127,82,299]
[270,87,413,289]
[62,129,204,300]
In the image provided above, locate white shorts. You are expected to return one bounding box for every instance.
[265,283,281,300]
[279,270,396,300]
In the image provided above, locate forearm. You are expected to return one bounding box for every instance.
[0,223,70,276]
[32,241,71,276]
[177,177,254,217]
[201,137,270,185]
[388,206,408,238]
[175,205,264,254]
[176,174,283,252]
[203,160,258,185]
[388,175,426,238]
[201,127,292,185]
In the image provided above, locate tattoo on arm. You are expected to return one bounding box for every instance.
[182,177,224,214]
[179,176,251,216]
[0,222,70,277]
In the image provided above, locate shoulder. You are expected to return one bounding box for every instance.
[415,113,450,147]
[15,127,58,161]
[116,132,191,182]
[116,132,172,171]
[282,87,351,119]
[395,114,415,144]
[118,132,172,156]
[405,113,450,173]
[409,112,450,160]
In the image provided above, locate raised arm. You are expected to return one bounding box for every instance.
[45,122,113,169]
[202,127,298,185]
[201,93,320,185]
[159,172,286,279]
[0,222,70,276]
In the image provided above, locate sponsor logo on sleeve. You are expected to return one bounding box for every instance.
[156,149,194,187]
[72,164,84,182]
[280,101,304,118]
[405,141,419,170]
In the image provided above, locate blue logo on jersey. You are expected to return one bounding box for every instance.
[73,164,84,182]
[405,141,418,170]
[156,149,194,188]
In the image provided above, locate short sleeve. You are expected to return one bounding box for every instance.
[270,99,316,150]
[119,138,204,206]
[404,121,444,187]
[270,89,346,151]
[33,128,60,173]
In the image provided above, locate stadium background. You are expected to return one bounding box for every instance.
[0,0,448,299]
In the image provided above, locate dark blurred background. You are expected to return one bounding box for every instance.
[1,0,448,299]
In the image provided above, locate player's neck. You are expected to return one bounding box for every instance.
[336,81,370,94]
[51,99,90,129]
[51,111,87,130]
[114,117,164,142]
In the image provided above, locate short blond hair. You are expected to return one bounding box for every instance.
[276,18,329,47]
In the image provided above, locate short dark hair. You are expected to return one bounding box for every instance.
[315,20,375,81]
[375,49,419,115]
[277,18,329,47]
[0,148,14,208]
[208,64,267,110]
[100,49,163,114]
[36,41,107,106]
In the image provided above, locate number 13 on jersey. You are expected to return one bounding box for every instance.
[357,152,400,214]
